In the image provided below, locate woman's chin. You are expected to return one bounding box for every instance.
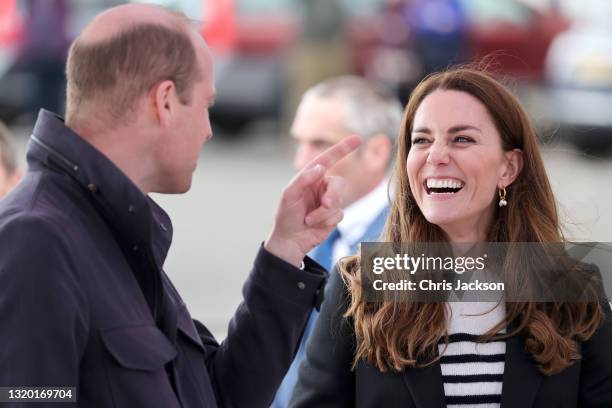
[422,211,461,229]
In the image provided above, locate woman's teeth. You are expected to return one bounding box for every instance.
[425,178,465,195]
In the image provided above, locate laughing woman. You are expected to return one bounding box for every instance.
[289,68,612,408]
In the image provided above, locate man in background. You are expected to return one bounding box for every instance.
[272,76,403,407]
[0,121,21,198]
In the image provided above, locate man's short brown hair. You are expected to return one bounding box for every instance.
[66,20,202,125]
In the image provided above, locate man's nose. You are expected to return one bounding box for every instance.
[203,120,213,142]
[293,147,317,171]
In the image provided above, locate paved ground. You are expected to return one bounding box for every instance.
[9,119,612,339]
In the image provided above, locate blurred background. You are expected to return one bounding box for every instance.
[1,0,611,339]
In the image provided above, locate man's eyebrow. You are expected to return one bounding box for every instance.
[290,135,338,150]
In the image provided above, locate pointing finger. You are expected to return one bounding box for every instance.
[304,175,345,225]
[304,135,362,171]
[282,164,325,203]
[320,176,346,209]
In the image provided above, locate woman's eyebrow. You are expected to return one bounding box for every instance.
[412,125,482,134]
[448,125,482,133]
[412,127,430,134]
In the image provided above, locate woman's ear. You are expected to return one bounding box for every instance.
[500,148,523,187]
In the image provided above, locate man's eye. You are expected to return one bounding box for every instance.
[312,141,333,150]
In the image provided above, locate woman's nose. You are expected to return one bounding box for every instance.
[426,140,450,166]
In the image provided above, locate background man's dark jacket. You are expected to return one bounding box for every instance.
[0,110,326,407]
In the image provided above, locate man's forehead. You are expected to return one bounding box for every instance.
[200,61,215,100]
[193,31,214,83]
[291,120,349,144]
[292,97,348,138]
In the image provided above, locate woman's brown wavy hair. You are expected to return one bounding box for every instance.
[340,68,603,375]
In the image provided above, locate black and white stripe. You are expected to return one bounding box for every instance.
[439,302,506,408]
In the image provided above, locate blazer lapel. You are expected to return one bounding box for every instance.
[500,330,543,407]
[402,359,446,408]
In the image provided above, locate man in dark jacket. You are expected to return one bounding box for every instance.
[0,4,359,407]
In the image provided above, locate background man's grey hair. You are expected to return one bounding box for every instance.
[301,76,403,157]
[0,122,18,177]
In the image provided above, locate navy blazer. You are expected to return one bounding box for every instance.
[290,269,612,408]
[0,110,327,407]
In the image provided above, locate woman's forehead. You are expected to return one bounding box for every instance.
[413,89,492,130]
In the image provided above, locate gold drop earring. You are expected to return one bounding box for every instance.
[498,187,507,207]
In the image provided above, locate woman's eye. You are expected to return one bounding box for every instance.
[454,136,474,143]
[411,137,430,145]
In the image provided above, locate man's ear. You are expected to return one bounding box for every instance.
[152,80,176,127]
[499,148,523,187]
[363,134,393,172]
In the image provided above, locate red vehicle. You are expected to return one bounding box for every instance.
[201,0,569,128]
[202,0,298,57]
[355,0,570,103]
[198,0,300,130]
[0,0,570,127]
[0,0,24,121]
[0,0,21,51]
[95,0,569,132]
[0,0,125,124]
[459,0,570,80]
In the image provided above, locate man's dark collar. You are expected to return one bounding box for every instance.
[27,109,173,267]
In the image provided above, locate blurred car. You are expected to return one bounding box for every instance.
[138,0,387,132]
[202,0,570,130]
[459,0,569,80]
[0,0,26,123]
[0,0,125,124]
[545,15,612,154]
[1,0,569,130]
[200,0,300,131]
[200,0,389,131]
[359,0,570,102]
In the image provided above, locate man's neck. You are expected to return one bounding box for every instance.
[68,120,155,194]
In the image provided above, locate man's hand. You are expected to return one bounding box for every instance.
[264,136,362,267]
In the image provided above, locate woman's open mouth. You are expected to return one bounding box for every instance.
[424,178,465,196]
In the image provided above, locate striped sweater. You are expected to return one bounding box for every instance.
[438,302,506,408]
